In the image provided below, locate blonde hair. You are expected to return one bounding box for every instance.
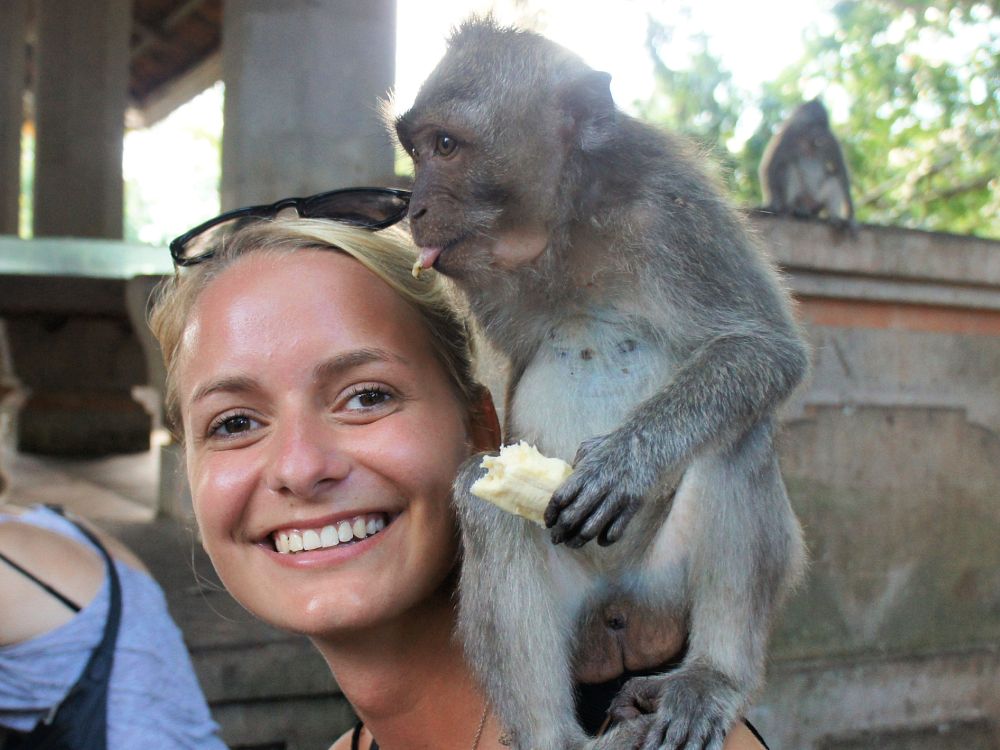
[149,218,480,439]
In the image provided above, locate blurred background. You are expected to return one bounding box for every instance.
[0,1,998,749]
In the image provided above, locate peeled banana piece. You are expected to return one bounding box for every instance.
[470,442,573,525]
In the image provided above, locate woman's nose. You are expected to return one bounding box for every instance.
[264,411,350,498]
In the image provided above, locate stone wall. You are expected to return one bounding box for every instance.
[747,216,1000,749]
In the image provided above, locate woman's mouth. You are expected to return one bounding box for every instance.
[271,513,391,554]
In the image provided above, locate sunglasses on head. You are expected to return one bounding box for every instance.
[168,187,412,267]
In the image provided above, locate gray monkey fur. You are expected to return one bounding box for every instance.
[760,99,856,229]
[394,18,808,750]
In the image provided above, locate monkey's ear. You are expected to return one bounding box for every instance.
[559,70,616,151]
[469,385,502,452]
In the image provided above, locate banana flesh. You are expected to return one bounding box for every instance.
[471,442,573,525]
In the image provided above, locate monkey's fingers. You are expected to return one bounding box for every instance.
[544,472,587,528]
[598,506,637,546]
[547,476,612,545]
[653,716,724,750]
[567,491,638,548]
[609,675,663,721]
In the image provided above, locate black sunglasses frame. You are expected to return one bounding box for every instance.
[168,186,412,267]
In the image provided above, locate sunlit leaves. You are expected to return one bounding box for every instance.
[639,0,999,238]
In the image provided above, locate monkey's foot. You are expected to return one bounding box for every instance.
[583,714,655,750]
[610,668,744,750]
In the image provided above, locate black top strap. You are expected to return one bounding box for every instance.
[351,722,366,750]
[0,550,83,614]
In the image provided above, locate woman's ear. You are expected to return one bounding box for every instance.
[468,386,501,452]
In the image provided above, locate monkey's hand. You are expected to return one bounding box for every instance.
[545,433,652,548]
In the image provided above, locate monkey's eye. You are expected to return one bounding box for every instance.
[435,133,458,158]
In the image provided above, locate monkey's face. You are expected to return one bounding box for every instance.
[395,104,562,282]
[392,22,618,280]
[396,115,502,279]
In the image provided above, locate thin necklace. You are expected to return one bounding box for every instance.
[367,703,489,750]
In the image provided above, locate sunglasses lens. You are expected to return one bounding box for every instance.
[305,190,409,228]
[175,215,261,264]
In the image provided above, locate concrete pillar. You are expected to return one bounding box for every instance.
[0,0,28,235]
[221,0,397,209]
[32,0,130,238]
[11,1,150,461]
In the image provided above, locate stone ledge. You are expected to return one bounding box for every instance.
[752,214,1000,289]
[0,235,171,278]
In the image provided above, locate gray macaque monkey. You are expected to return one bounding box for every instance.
[759,99,856,229]
[394,18,808,750]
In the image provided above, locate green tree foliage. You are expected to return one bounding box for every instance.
[635,19,756,203]
[641,1,1000,238]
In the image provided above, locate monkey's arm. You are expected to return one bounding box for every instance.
[546,323,807,547]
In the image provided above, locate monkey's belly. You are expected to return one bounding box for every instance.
[511,320,670,462]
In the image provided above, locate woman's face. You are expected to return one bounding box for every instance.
[177,249,478,637]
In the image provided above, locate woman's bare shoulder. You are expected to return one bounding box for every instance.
[329,725,361,750]
[725,721,769,749]
[0,504,148,573]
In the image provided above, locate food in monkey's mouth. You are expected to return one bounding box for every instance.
[471,442,573,525]
[272,513,389,554]
[411,247,443,278]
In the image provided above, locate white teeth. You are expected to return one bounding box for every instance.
[273,514,388,554]
[353,518,368,539]
[302,529,321,551]
[338,521,353,543]
[320,524,338,547]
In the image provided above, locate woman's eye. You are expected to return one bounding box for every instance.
[345,387,393,411]
[435,133,458,157]
[210,413,260,438]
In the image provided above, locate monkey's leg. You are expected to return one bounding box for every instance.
[454,456,591,750]
[816,176,849,222]
[816,176,858,235]
[614,420,804,750]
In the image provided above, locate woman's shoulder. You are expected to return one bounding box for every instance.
[0,517,105,647]
[726,720,769,749]
[329,723,364,750]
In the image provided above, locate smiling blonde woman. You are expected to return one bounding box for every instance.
[150,205,768,750]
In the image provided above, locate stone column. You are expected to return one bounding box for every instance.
[0,0,27,493]
[0,0,28,236]
[32,0,130,238]
[9,1,150,459]
[221,0,398,209]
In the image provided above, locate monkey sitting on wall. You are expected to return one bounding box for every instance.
[394,18,808,750]
[759,98,856,230]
